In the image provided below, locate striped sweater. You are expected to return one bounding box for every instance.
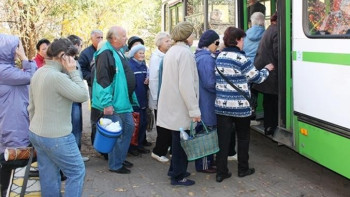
[215,46,269,117]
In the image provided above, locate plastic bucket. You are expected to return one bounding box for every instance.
[93,122,122,153]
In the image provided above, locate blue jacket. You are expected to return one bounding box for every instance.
[0,34,37,153]
[243,25,265,64]
[195,49,217,126]
[128,58,148,109]
[215,46,269,117]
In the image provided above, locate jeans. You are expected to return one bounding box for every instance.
[216,115,251,176]
[71,102,82,149]
[29,132,85,197]
[106,113,134,170]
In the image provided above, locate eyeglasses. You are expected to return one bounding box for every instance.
[97,36,103,39]
[215,41,220,46]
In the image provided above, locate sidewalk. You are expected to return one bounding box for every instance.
[80,103,349,197]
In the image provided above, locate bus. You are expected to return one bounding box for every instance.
[161,0,350,179]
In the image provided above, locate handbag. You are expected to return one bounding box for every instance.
[180,121,219,161]
[216,66,252,106]
[130,112,140,146]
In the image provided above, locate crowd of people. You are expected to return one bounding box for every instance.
[0,8,278,196]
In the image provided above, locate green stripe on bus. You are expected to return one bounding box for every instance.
[293,51,350,66]
[292,51,296,61]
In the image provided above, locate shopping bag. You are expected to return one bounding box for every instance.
[180,121,219,161]
[131,112,140,146]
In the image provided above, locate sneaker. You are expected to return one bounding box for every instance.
[227,154,237,161]
[250,120,260,126]
[171,178,195,186]
[151,152,169,163]
[82,156,90,162]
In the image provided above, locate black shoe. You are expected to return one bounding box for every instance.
[264,127,276,136]
[137,147,150,154]
[29,170,39,177]
[129,149,139,156]
[216,172,232,182]
[123,160,133,168]
[143,141,152,147]
[238,168,255,177]
[109,166,131,174]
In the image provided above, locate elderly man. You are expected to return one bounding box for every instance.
[92,26,137,174]
[78,29,103,86]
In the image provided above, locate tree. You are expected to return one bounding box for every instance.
[1,0,162,60]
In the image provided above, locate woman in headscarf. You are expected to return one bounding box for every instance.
[157,21,200,186]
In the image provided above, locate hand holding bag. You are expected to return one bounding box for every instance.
[180,121,219,161]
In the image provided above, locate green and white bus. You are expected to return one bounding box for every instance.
[161,0,350,179]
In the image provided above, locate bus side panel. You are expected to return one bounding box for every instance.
[297,121,350,179]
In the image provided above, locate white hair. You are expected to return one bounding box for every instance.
[91,29,103,36]
[154,32,170,47]
[251,12,265,26]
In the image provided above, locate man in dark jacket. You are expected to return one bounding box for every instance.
[78,30,103,87]
[253,12,278,136]
[92,26,137,174]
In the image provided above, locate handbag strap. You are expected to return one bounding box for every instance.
[216,66,252,106]
[20,147,34,197]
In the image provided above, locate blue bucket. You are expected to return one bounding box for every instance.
[93,122,122,153]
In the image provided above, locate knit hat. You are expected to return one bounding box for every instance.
[198,30,219,48]
[171,21,194,42]
[127,44,145,58]
[128,36,144,50]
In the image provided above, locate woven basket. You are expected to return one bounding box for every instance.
[180,121,219,161]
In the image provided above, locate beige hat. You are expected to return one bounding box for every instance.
[171,21,194,42]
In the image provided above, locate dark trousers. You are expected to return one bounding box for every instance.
[71,102,83,149]
[0,166,12,197]
[216,115,251,176]
[166,129,188,181]
[263,93,278,129]
[228,124,236,156]
[0,153,29,197]
[152,110,172,156]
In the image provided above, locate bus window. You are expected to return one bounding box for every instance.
[186,0,204,39]
[306,0,350,36]
[208,0,236,35]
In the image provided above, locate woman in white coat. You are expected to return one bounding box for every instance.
[149,32,172,163]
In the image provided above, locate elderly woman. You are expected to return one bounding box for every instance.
[243,12,265,64]
[194,29,220,173]
[0,34,37,196]
[127,44,150,155]
[157,21,200,186]
[149,32,172,163]
[215,27,273,182]
[28,38,89,196]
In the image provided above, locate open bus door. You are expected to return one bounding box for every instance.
[239,0,294,148]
